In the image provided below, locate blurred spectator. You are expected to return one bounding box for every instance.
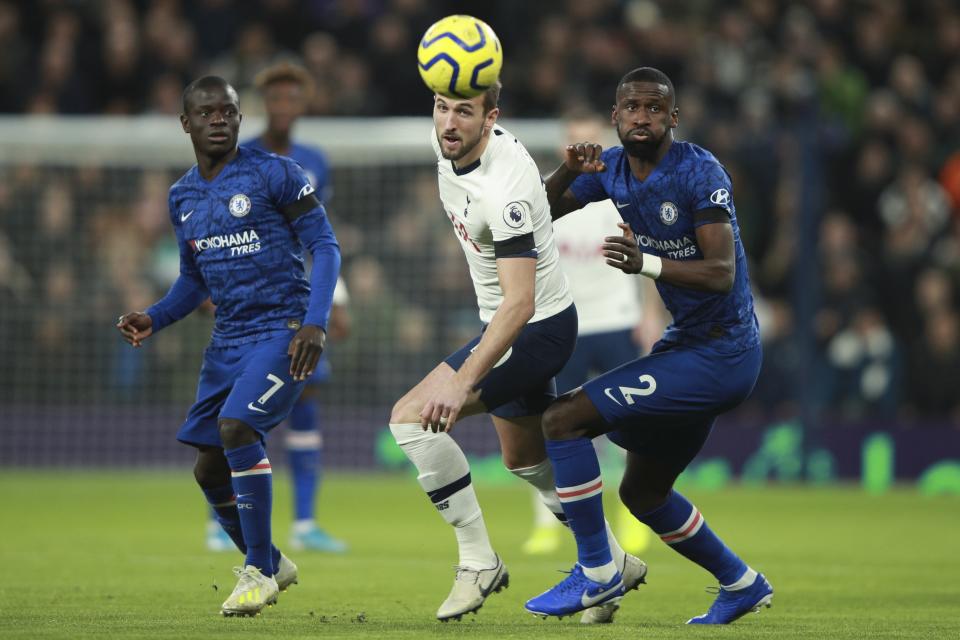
[2,0,960,425]
[906,307,960,422]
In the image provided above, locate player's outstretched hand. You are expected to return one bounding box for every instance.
[288,324,326,381]
[116,312,153,347]
[563,142,606,174]
[603,223,643,274]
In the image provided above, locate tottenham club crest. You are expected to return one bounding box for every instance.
[659,201,679,225]
[503,201,526,229]
[229,194,252,217]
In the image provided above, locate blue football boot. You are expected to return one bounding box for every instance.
[289,523,348,553]
[525,564,624,618]
[206,521,236,552]
[687,573,773,624]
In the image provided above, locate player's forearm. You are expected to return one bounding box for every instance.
[296,211,342,328]
[544,164,580,220]
[145,273,209,332]
[652,255,735,294]
[456,296,534,388]
[303,243,341,329]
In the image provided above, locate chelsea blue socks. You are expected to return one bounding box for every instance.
[638,490,752,586]
[225,442,275,574]
[286,399,322,524]
[201,483,283,572]
[546,438,616,581]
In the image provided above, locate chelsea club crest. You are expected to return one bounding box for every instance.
[229,194,252,217]
[659,201,678,225]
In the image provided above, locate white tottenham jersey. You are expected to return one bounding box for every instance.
[553,201,642,334]
[433,125,572,323]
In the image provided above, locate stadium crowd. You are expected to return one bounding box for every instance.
[1,0,959,427]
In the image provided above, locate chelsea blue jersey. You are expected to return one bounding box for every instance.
[153,146,338,347]
[243,137,330,202]
[570,141,759,351]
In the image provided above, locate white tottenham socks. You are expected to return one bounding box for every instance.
[390,423,496,569]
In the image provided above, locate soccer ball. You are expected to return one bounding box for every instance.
[417,15,503,99]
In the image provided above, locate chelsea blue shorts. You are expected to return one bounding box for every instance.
[555,328,639,394]
[444,304,578,419]
[177,331,307,448]
[582,339,762,471]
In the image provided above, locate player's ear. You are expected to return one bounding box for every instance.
[670,106,679,129]
[610,105,618,126]
[485,107,499,129]
[179,113,190,133]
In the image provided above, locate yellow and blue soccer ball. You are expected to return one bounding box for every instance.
[417,15,502,99]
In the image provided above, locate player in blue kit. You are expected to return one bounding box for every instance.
[525,68,773,624]
[116,76,340,617]
[203,62,348,554]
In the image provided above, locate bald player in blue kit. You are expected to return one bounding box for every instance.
[525,67,773,624]
[116,76,340,617]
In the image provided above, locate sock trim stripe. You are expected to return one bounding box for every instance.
[212,498,237,508]
[286,431,323,450]
[231,458,272,477]
[426,472,472,504]
[556,478,603,502]
[660,508,703,544]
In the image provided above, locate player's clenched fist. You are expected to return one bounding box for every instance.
[116,312,153,347]
[563,142,606,174]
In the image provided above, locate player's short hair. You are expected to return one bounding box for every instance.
[482,80,502,114]
[253,61,316,99]
[617,67,675,107]
[182,76,237,113]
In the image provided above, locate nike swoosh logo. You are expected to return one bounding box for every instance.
[615,202,630,209]
[603,388,623,406]
[180,210,194,222]
[580,580,623,608]
[247,402,268,414]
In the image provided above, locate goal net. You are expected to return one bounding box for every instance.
[0,116,564,467]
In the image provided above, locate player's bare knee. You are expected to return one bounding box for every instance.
[501,451,543,471]
[193,447,230,488]
[620,481,668,516]
[218,418,259,450]
[389,395,420,425]
[541,401,581,441]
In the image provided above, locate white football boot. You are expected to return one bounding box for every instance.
[274,553,299,592]
[436,555,509,621]
[580,553,648,624]
[221,565,279,617]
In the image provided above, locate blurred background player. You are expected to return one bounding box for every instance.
[522,111,662,558]
[116,76,341,616]
[206,62,349,554]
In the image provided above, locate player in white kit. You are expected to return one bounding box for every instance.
[388,83,643,622]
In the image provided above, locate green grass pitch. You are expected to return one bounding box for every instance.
[2,470,957,639]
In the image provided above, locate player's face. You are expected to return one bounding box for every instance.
[180,86,242,158]
[612,81,678,159]
[433,94,498,163]
[263,81,306,136]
